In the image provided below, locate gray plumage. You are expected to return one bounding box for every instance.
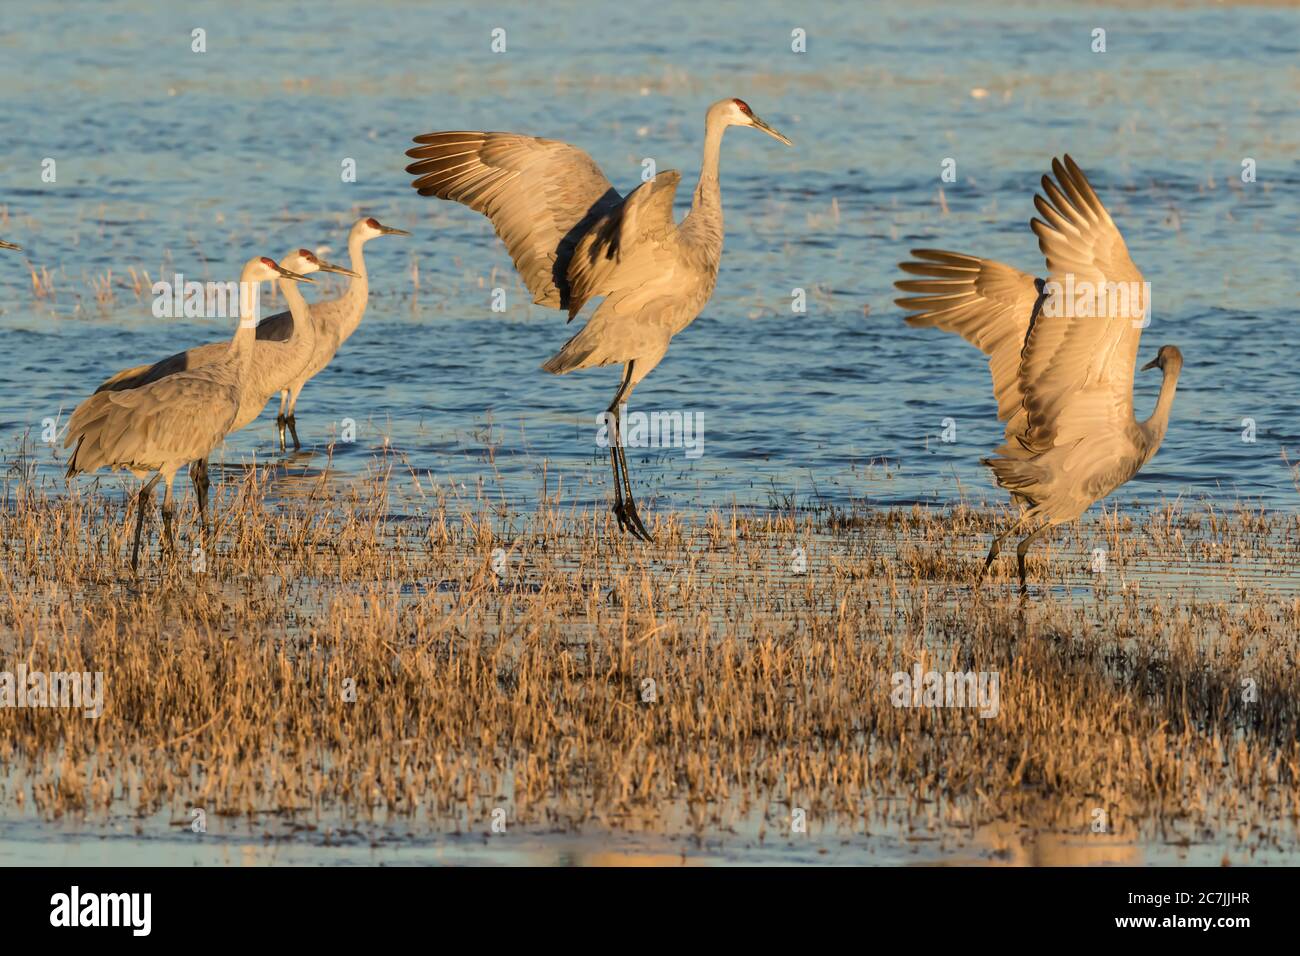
[406,132,620,312]
[66,257,312,570]
[97,223,405,453]
[895,155,1183,590]
[404,98,793,539]
[258,218,409,449]
[94,249,349,434]
[90,247,356,514]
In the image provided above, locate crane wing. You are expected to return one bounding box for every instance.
[67,373,236,474]
[1018,155,1147,458]
[94,342,227,393]
[895,250,1043,444]
[254,308,295,343]
[566,170,682,321]
[404,131,622,311]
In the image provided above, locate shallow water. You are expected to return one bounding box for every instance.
[0,1,1297,867]
[4,808,1294,867]
[1,0,1297,518]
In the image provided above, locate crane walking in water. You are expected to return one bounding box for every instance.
[263,217,410,451]
[66,257,314,571]
[92,248,356,522]
[895,155,1182,592]
[403,98,793,540]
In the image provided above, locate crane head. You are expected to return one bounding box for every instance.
[236,257,315,328]
[1141,344,1183,373]
[713,98,793,147]
[244,256,314,285]
[282,248,360,279]
[355,217,412,241]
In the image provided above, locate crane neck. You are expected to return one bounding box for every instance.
[688,118,726,238]
[229,279,262,371]
[679,117,727,266]
[280,276,317,350]
[345,233,371,303]
[1139,363,1181,452]
[335,233,372,341]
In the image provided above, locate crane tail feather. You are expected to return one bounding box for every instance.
[981,456,1047,494]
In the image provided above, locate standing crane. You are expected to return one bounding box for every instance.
[258,217,410,450]
[895,155,1183,591]
[92,248,356,522]
[403,98,793,540]
[66,256,313,570]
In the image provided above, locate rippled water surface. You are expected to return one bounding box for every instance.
[1,0,1296,517]
[0,1,1297,869]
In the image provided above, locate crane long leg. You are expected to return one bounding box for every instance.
[606,362,651,542]
[607,400,640,539]
[607,431,626,526]
[191,458,210,530]
[275,391,289,452]
[1016,524,1052,593]
[284,385,303,452]
[979,515,1025,580]
[615,442,651,541]
[130,474,161,573]
[160,477,177,556]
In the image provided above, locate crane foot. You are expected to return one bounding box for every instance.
[613,501,653,542]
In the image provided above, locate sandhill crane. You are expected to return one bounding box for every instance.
[253,217,410,451]
[0,239,21,251]
[404,98,792,540]
[93,249,356,521]
[66,257,313,571]
[896,156,1182,591]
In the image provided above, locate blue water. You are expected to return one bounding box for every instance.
[1,0,1297,516]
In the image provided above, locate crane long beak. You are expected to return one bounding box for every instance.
[1140,357,1160,371]
[0,240,22,252]
[275,265,316,283]
[380,226,411,237]
[317,259,361,278]
[752,115,793,147]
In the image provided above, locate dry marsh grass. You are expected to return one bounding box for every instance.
[0,466,1297,861]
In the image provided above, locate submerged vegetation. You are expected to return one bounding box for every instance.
[1,461,1296,862]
